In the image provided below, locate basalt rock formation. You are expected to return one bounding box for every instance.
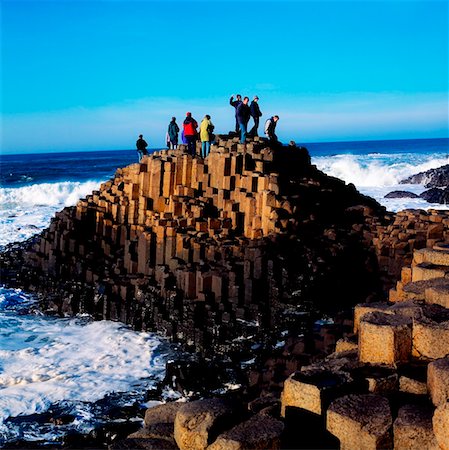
[401,164,449,188]
[1,135,385,357]
[115,240,449,450]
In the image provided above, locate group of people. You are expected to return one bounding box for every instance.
[136,95,279,161]
[229,94,279,143]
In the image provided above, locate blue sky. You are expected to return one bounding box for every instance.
[1,0,448,154]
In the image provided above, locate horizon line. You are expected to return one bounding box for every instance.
[1,135,449,157]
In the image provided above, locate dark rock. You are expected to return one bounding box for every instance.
[109,437,178,449]
[420,187,449,204]
[384,191,419,199]
[400,164,449,188]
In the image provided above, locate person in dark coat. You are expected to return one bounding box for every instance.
[236,97,251,144]
[264,116,279,142]
[229,94,242,133]
[168,117,180,149]
[136,134,148,161]
[249,96,262,137]
[183,112,198,156]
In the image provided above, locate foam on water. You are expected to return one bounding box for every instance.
[0,287,170,444]
[312,152,449,212]
[0,180,102,247]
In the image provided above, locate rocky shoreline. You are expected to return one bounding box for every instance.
[2,135,449,448]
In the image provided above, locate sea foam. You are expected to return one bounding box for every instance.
[312,152,449,212]
[0,287,169,444]
[0,180,103,247]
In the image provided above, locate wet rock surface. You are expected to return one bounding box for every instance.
[384,190,419,199]
[401,164,449,188]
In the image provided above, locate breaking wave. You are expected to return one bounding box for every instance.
[313,153,449,188]
[0,180,103,247]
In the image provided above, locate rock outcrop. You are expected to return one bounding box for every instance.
[0,135,386,355]
[401,164,449,188]
[384,190,419,199]
[278,243,449,449]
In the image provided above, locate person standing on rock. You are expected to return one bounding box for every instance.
[229,94,242,134]
[183,112,198,156]
[236,96,251,143]
[168,117,180,149]
[136,134,148,161]
[249,96,262,137]
[200,115,215,159]
[264,115,279,142]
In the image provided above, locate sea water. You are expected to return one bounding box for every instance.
[1,138,448,445]
[0,149,174,446]
[308,138,449,211]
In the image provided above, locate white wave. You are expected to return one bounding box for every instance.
[0,180,101,207]
[0,180,104,247]
[312,152,449,212]
[0,287,169,443]
[313,153,449,187]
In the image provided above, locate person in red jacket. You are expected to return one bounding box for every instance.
[183,112,198,156]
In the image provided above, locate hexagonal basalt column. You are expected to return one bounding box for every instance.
[428,358,449,406]
[359,312,412,366]
[413,315,449,360]
[393,404,437,450]
[281,369,351,416]
[327,394,392,450]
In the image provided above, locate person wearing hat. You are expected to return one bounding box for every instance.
[249,96,262,137]
[183,112,198,156]
[136,134,148,162]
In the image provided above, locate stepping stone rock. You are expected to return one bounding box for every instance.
[353,302,392,334]
[412,316,449,360]
[281,369,351,416]
[174,399,240,450]
[145,402,184,427]
[359,312,412,366]
[433,402,449,450]
[428,358,449,406]
[414,248,449,266]
[335,336,358,353]
[393,404,438,450]
[327,394,392,450]
[425,280,449,308]
[207,414,284,450]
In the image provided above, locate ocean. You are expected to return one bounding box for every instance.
[0,137,448,445]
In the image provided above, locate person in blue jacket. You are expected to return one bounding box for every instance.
[236,97,251,143]
[229,94,242,133]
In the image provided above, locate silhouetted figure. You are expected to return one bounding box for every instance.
[136,134,148,161]
[229,94,242,133]
[264,116,279,142]
[200,114,214,158]
[183,112,198,156]
[236,96,251,143]
[249,96,262,137]
[168,117,180,149]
